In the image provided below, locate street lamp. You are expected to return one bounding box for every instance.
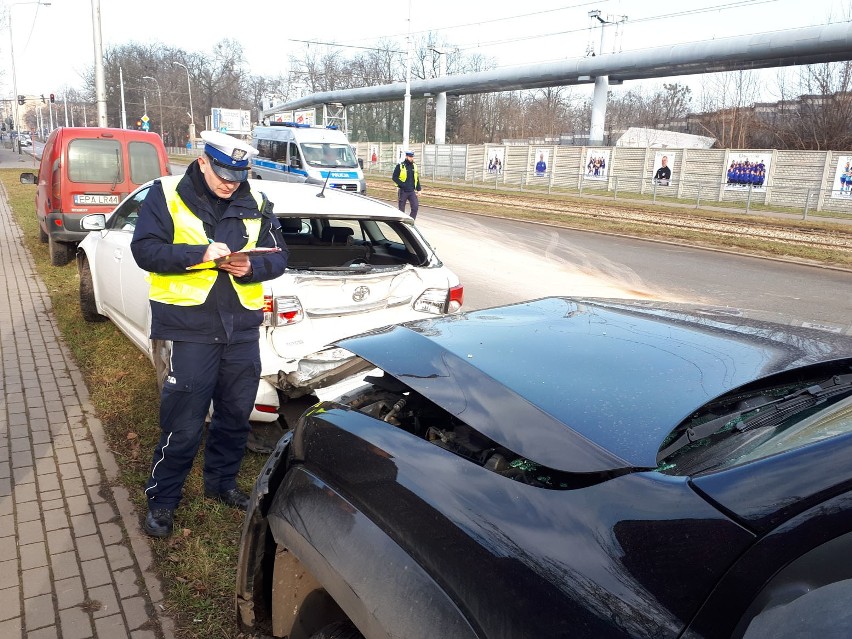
[171,61,195,145]
[7,1,51,150]
[142,75,164,138]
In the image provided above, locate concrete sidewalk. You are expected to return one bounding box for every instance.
[0,164,174,637]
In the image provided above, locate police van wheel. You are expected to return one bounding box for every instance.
[79,257,106,323]
[309,622,364,639]
[49,236,74,266]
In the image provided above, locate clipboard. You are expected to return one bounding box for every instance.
[186,247,282,270]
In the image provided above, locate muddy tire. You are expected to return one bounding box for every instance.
[49,236,74,266]
[79,257,106,322]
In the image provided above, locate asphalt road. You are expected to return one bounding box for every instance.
[10,149,848,333]
[415,205,852,334]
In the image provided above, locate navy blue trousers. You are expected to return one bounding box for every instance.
[397,189,419,219]
[144,340,261,510]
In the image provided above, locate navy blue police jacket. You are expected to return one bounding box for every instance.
[130,161,289,345]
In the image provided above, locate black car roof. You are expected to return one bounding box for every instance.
[339,298,852,472]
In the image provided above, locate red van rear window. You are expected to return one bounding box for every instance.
[67,139,123,184]
[129,141,163,184]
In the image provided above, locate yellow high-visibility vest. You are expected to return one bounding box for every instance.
[397,162,419,189]
[147,176,264,309]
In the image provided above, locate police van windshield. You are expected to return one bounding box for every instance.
[302,143,358,169]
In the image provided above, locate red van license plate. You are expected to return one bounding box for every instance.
[74,194,120,205]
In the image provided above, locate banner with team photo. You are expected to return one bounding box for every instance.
[584,149,610,181]
[485,147,505,175]
[652,151,676,186]
[724,152,770,191]
[831,156,852,199]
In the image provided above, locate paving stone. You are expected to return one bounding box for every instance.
[66,495,91,518]
[120,596,150,631]
[0,462,8,479]
[94,501,117,524]
[39,488,62,502]
[62,478,86,497]
[82,468,101,487]
[0,514,13,537]
[100,522,123,546]
[13,483,36,504]
[15,500,41,523]
[23,593,55,630]
[87,583,119,619]
[10,450,33,469]
[51,550,81,580]
[54,575,85,610]
[27,626,58,639]
[77,454,99,471]
[12,467,35,485]
[43,508,69,533]
[9,437,30,453]
[46,528,74,555]
[71,513,97,538]
[0,617,22,639]
[0,559,18,590]
[0,536,16,562]
[55,447,78,465]
[94,614,128,639]
[81,557,111,588]
[40,498,65,511]
[0,585,21,621]
[75,535,105,561]
[130,630,157,639]
[112,568,140,599]
[30,431,53,446]
[21,566,51,598]
[106,544,133,571]
[37,474,60,492]
[16,519,44,544]
[59,606,93,639]
[87,485,106,505]
[0,478,10,496]
[58,462,82,480]
[19,541,47,570]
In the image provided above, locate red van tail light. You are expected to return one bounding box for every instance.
[448,284,464,313]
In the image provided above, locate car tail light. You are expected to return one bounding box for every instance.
[254,404,278,414]
[263,295,304,326]
[448,284,464,313]
[414,285,464,315]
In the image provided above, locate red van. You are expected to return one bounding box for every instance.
[22,127,170,265]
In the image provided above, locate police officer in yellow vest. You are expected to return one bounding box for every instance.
[131,130,288,538]
[392,150,422,219]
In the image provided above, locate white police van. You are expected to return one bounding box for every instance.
[251,123,366,194]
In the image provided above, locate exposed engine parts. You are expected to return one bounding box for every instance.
[340,377,590,490]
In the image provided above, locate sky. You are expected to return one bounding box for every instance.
[2,0,850,104]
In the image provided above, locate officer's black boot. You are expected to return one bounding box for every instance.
[143,508,174,538]
[204,487,250,510]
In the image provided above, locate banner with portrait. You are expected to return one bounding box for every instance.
[652,151,676,186]
[723,152,770,192]
[830,156,852,199]
[534,149,549,177]
[584,149,610,181]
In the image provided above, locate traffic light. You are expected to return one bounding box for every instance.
[17,95,24,105]
[49,93,55,103]
[136,120,142,129]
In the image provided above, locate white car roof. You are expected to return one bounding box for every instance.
[247,180,409,222]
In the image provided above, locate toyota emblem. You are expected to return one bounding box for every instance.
[352,286,370,302]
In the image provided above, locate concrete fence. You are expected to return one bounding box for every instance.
[355,142,852,216]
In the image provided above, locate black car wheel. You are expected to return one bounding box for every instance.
[49,236,74,266]
[79,257,106,323]
[309,621,365,639]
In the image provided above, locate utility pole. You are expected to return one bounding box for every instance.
[402,0,412,151]
[91,0,107,125]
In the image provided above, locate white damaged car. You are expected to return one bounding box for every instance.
[77,179,463,429]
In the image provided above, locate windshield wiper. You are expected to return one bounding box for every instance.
[658,372,852,462]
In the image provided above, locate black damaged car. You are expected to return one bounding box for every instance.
[236,297,852,639]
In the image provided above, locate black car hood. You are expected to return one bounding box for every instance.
[338,298,852,473]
